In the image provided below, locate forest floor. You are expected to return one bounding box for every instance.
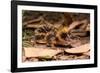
[22,11,90,62]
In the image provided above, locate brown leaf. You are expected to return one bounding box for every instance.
[24,47,62,58]
[65,43,90,54]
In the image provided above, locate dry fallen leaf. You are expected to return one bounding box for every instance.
[65,43,90,54]
[24,47,62,58]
